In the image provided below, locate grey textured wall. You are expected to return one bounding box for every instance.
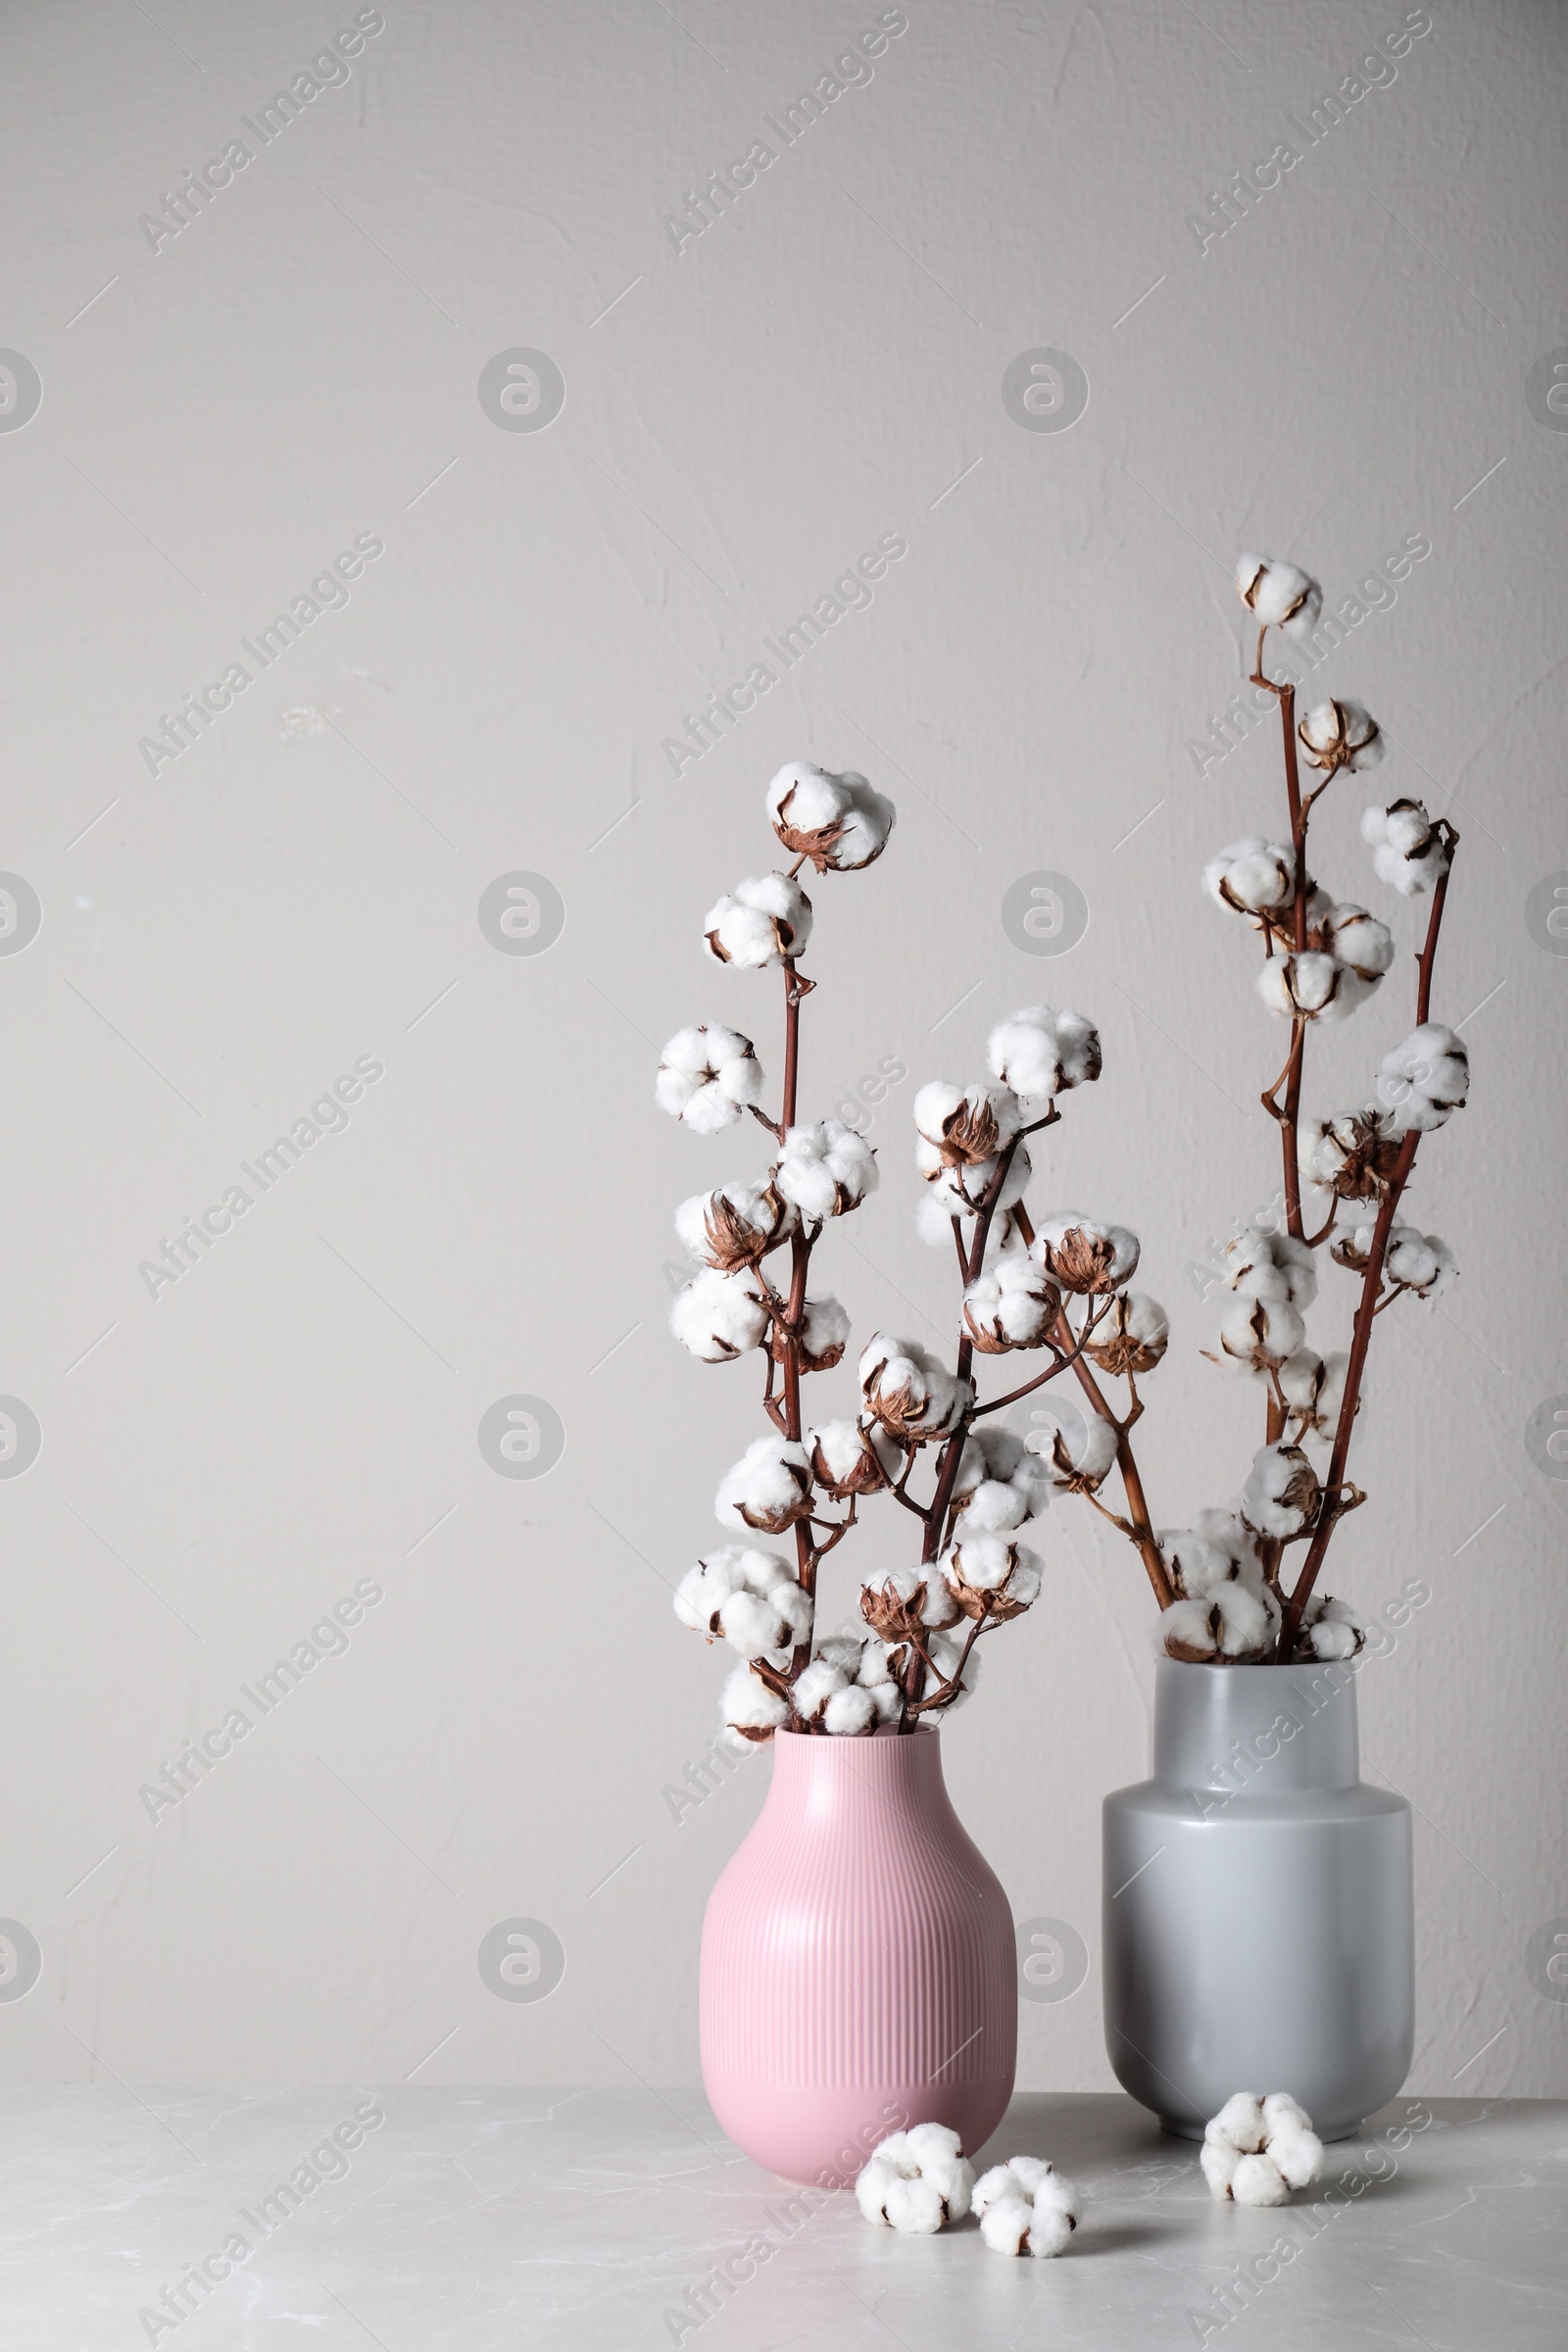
[1,0,1565,2095]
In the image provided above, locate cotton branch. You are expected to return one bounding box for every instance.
[1279,848,1456,1654]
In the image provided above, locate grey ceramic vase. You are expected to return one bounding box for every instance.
[1102,1656,1413,2142]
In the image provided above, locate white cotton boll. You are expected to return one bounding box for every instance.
[1298,698,1383,775]
[904,2124,974,2218]
[1160,1531,1231,1599]
[962,1250,1060,1353]
[1231,2155,1291,2207]
[717,1586,793,1657]
[1217,1294,1306,1374]
[1267,2126,1325,2189]
[775,1119,878,1218]
[703,872,814,967]
[766,761,896,873]
[656,1024,764,1134]
[856,2152,902,2226]
[913,1080,1021,1167]
[942,1534,1043,1619]
[675,1546,789,1638]
[1200,2138,1242,2198]
[1389,1228,1457,1299]
[669,1267,769,1362]
[1160,1597,1225,1660]
[1361,798,1451,897]
[1085,1290,1169,1375]
[1261,2090,1315,2140]
[1053,1009,1102,1091]
[862,1562,961,1634]
[1296,1592,1367,1662]
[807,1417,893,1498]
[958,1479,1029,1534]
[882,2178,948,2234]
[858,1333,961,1444]
[1209,2092,1266,2152]
[1279,1348,1340,1437]
[1375,1023,1469,1133]
[1320,903,1394,986]
[775,1294,850,1373]
[1036,1212,1140,1295]
[714,1436,812,1533]
[721,1660,790,1742]
[1203,835,1297,919]
[823,1684,877,1736]
[979,2194,1033,2255]
[987,1005,1059,1098]
[1300,1108,1401,1203]
[1193,1505,1259,1566]
[1235,552,1322,638]
[1222,1228,1317,1310]
[1024,2182,1079,2257]
[791,1656,850,1726]
[1256,950,1357,1021]
[1241,1444,1320,1541]
[1041,1410,1119,1492]
[675,1179,795,1270]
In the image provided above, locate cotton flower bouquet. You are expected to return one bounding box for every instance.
[659,555,1464,1731]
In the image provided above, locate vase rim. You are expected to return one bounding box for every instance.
[771,1724,939,1746]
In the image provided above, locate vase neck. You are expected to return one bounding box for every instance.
[1152,1658,1360,1794]
[765,1726,951,1820]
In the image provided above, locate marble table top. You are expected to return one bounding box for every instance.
[3,2085,1563,2348]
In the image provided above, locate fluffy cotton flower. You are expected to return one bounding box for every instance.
[1385,1227,1457,1298]
[858,1334,962,1444]
[1361,799,1451,897]
[861,1560,962,1638]
[1035,1212,1140,1295]
[807,1419,899,1498]
[1235,553,1322,640]
[1298,699,1383,775]
[973,2157,1081,2258]
[1202,2091,1325,2203]
[941,1533,1043,1621]
[916,1138,1031,1219]
[913,1081,1021,1167]
[857,2124,975,2233]
[1319,903,1395,989]
[721,1659,790,1742]
[1374,1023,1469,1133]
[771,1295,850,1373]
[954,1426,1054,1524]
[765,760,895,872]
[1241,1444,1320,1541]
[675,1178,796,1270]
[1222,1226,1317,1309]
[1085,1291,1169,1376]
[775,1119,878,1218]
[963,1251,1060,1352]
[714,1436,812,1533]
[669,1267,768,1362]
[704,872,813,966]
[1256,949,1364,1021]
[1215,1294,1306,1375]
[1300,1109,1402,1202]
[1159,1527,1279,1660]
[1295,1592,1368,1662]
[1037,1409,1119,1493]
[987,1004,1102,1098]
[656,1024,764,1134]
[673,1544,810,1656]
[1203,836,1296,920]
[1279,1348,1349,1437]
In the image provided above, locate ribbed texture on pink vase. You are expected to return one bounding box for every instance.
[701,1727,1016,2185]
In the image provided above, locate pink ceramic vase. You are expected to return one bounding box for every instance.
[700,1725,1016,2185]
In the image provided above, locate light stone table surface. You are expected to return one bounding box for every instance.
[3,2086,1564,2348]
